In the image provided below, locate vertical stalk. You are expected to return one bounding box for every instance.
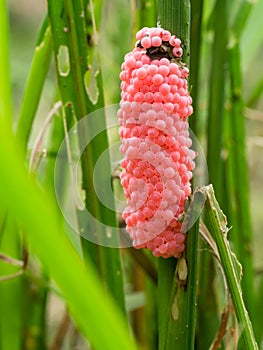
[157,257,177,349]
[158,0,190,63]
[14,18,56,350]
[137,0,157,30]
[198,1,228,347]
[16,16,52,155]
[189,0,203,136]
[47,0,126,313]
[157,1,198,349]
[203,185,258,350]
[225,42,255,336]
[224,3,256,338]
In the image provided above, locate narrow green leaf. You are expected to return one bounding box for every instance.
[0,3,24,349]
[16,16,52,155]
[0,118,138,350]
[203,185,258,350]
[224,43,256,332]
[198,2,228,346]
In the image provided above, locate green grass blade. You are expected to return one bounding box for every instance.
[224,42,256,335]
[203,185,258,350]
[198,2,228,347]
[0,3,24,349]
[189,0,203,136]
[0,118,138,350]
[16,16,52,155]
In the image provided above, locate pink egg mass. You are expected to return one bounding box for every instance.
[118,27,195,258]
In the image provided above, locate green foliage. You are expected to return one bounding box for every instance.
[0,0,262,349]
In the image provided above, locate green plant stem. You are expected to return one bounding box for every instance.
[157,257,177,349]
[157,218,199,350]
[198,1,228,347]
[157,1,199,349]
[136,0,157,29]
[145,278,158,350]
[16,16,52,155]
[158,0,190,63]
[189,0,203,136]
[203,185,258,350]
[14,18,56,349]
[225,42,255,333]
[47,0,126,313]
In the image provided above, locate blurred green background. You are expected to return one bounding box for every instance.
[8,0,263,267]
[4,0,263,348]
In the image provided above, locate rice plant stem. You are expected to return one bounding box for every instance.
[47,0,126,313]
[225,42,256,333]
[16,16,52,155]
[157,1,198,349]
[189,0,203,135]
[197,1,228,346]
[203,185,258,350]
[157,0,190,64]
[136,0,157,30]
